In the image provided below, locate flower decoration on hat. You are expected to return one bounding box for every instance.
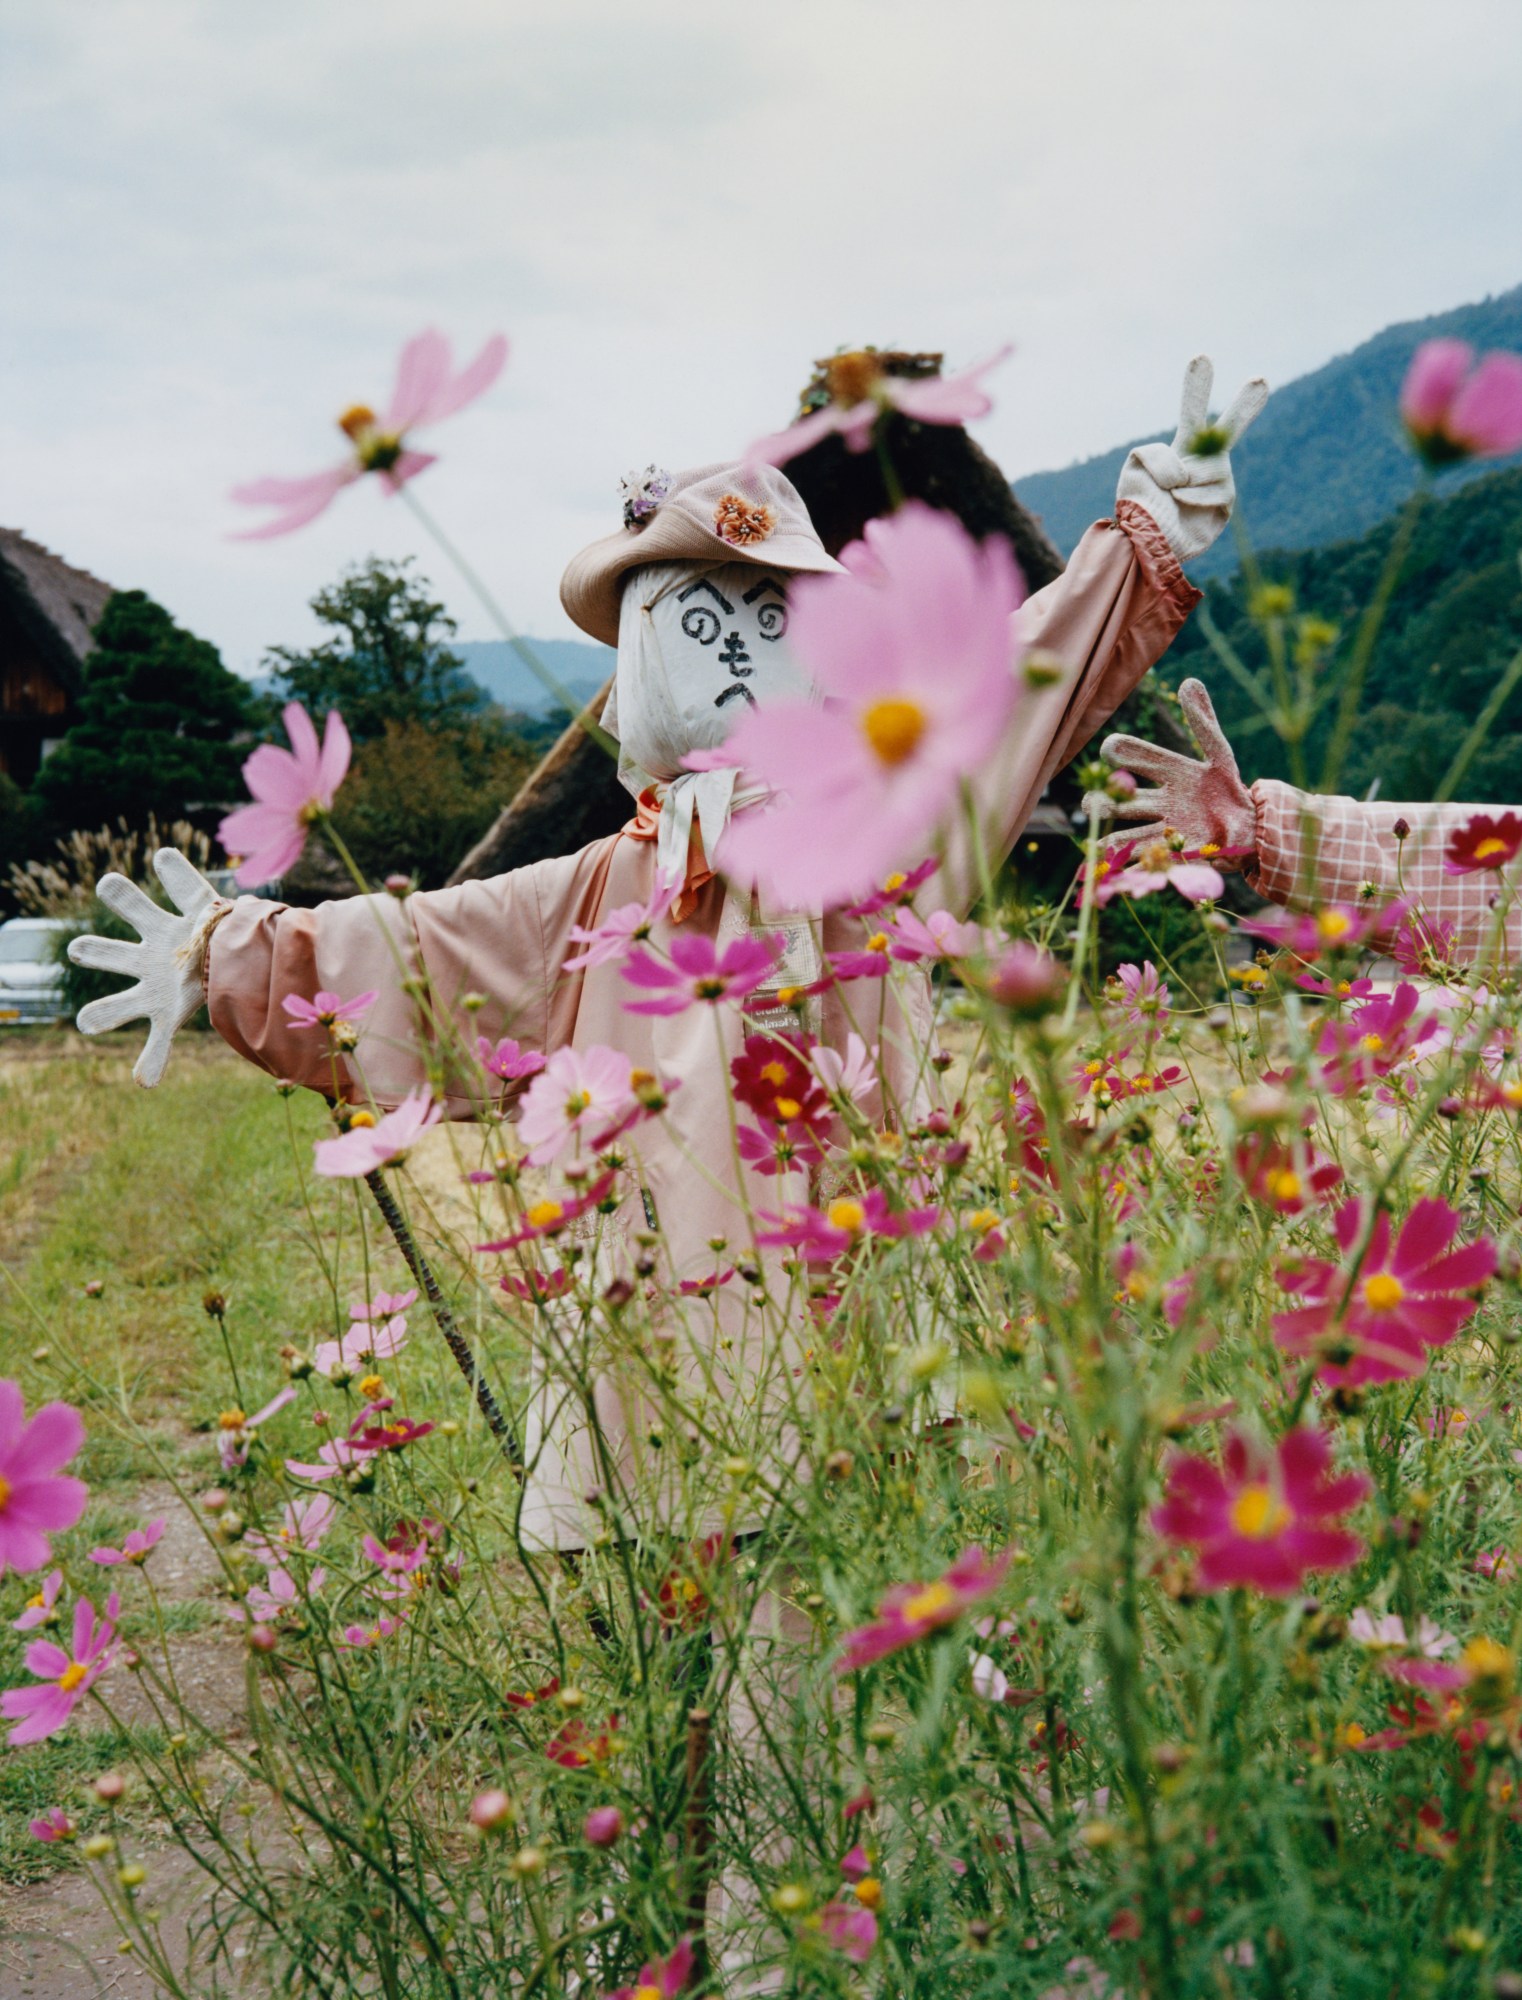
[619,464,672,531]
[713,492,776,547]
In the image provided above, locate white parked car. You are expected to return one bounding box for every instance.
[0,917,70,1025]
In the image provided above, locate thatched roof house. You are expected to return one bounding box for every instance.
[0,530,112,787]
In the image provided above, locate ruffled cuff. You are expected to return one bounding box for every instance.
[1112,499,1203,620]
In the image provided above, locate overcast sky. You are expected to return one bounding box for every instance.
[3,0,1522,674]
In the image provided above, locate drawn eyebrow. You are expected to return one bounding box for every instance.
[678,579,735,614]
[742,578,787,604]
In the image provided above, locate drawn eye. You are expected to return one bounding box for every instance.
[757,602,788,641]
[681,606,721,645]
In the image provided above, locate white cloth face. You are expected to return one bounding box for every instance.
[604,561,817,890]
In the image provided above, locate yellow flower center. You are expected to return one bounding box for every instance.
[775,1096,802,1120]
[359,1373,385,1400]
[967,1209,999,1233]
[883,872,906,893]
[1473,837,1508,861]
[760,1061,788,1088]
[854,1876,883,1908]
[825,350,886,406]
[218,1409,247,1431]
[0,1474,11,1512]
[1230,1486,1291,1539]
[58,1662,88,1693]
[1360,1034,1384,1053]
[634,1987,663,2000]
[25,1588,45,1610]
[867,932,891,953]
[1265,1169,1301,1203]
[1084,1060,1104,1077]
[827,1198,866,1237]
[527,1200,565,1229]
[1139,840,1174,873]
[861,697,927,767]
[1197,842,1221,857]
[349,1110,377,1130]
[337,403,377,440]
[1361,1272,1406,1312]
[900,1580,958,1623]
[1506,1082,1522,1108]
[1317,910,1352,941]
[564,1090,591,1117]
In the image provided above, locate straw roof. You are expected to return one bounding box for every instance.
[0,529,113,693]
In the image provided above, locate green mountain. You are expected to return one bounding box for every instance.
[455,637,612,716]
[1161,462,1522,803]
[1015,287,1522,571]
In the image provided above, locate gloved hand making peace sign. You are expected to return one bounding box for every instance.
[1116,355,1269,564]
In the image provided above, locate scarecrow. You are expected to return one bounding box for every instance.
[68,355,1268,1554]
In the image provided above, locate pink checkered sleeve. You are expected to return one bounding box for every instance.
[1249,779,1519,959]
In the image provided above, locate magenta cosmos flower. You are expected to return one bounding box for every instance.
[837,1546,1013,1673]
[1317,982,1438,1096]
[1240,900,1403,957]
[230,327,508,538]
[475,1170,618,1252]
[518,1045,637,1166]
[29,1808,75,1843]
[716,503,1026,910]
[606,1936,695,2000]
[819,1898,878,1962]
[1097,838,1223,907]
[1153,1428,1369,1595]
[2,1592,119,1745]
[1272,1197,1496,1386]
[313,1088,443,1178]
[89,1517,166,1567]
[1445,810,1522,876]
[1401,339,1522,470]
[0,1384,88,1576]
[1113,960,1170,1027]
[476,1036,547,1083]
[218,702,351,889]
[14,1570,64,1631]
[757,1189,938,1265]
[748,346,1012,467]
[622,932,780,1015]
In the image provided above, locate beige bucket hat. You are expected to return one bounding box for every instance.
[559,460,844,646]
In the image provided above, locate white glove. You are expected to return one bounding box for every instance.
[1116,356,1268,564]
[67,850,231,1088]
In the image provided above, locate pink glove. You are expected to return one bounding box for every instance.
[1086,679,1256,857]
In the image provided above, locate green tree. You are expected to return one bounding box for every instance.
[331,720,535,889]
[266,557,488,742]
[30,590,257,837]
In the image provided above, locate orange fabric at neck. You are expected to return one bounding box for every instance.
[621,788,714,922]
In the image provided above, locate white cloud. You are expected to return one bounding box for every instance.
[2,0,1520,669]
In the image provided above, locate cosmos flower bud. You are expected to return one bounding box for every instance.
[582,1806,624,1847]
[469,1789,514,1833]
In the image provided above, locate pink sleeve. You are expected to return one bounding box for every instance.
[1250,779,1519,961]
[933,502,1202,914]
[206,840,621,1116]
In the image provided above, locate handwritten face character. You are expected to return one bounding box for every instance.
[625,562,813,773]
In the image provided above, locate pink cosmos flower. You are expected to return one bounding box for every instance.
[29,1808,75,1843]
[837,1546,1013,1673]
[1233,1134,1342,1216]
[1113,961,1170,1028]
[1400,339,1522,469]
[1272,1197,1496,1386]
[282,989,378,1030]
[1295,973,1375,1000]
[0,1384,88,1576]
[218,702,351,888]
[1240,900,1404,957]
[219,1386,297,1472]
[715,503,1026,909]
[2,1592,119,1745]
[1445,810,1522,876]
[885,908,991,963]
[583,1806,624,1847]
[362,1531,430,1591]
[757,1189,938,1265]
[232,1565,327,1626]
[476,1036,548,1083]
[501,1266,572,1304]
[819,1899,878,1962]
[354,1289,418,1320]
[747,347,1012,467]
[984,942,1066,1014]
[1152,1428,1369,1595]
[313,1310,410,1379]
[1097,839,1223,906]
[1349,1608,1462,1688]
[313,1088,443,1177]
[605,1936,694,2000]
[518,1045,638,1166]
[563,874,680,972]
[13,1570,64,1631]
[1316,983,1439,1096]
[622,933,780,1015]
[338,1609,411,1650]
[827,933,897,982]
[230,327,509,538]
[89,1517,166,1567]
[811,1033,880,1119]
[243,1494,336,1569]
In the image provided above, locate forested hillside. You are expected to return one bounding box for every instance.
[1016,287,1522,569]
[1162,464,1522,803]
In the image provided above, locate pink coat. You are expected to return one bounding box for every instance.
[207,503,1199,1549]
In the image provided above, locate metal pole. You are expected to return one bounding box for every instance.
[363,1169,523,1479]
